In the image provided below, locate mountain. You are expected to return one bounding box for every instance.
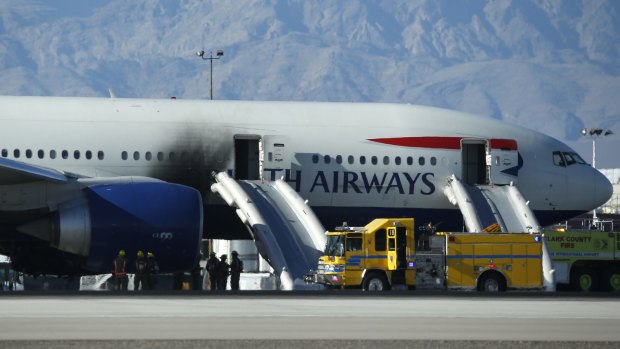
[1,0,619,167]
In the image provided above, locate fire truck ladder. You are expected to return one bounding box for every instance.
[210,171,326,290]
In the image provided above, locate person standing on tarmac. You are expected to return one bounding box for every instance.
[217,254,230,290]
[134,250,147,291]
[112,250,128,290]
[230,251,244,291]
[205,252,219,290]
[146,252,159,290]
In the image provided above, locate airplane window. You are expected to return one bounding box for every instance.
[13,149,20,158]
[169,152,176,161]
[50,150,56,159]
[552,151,565,167]
[62,150,68,159]
[371,156,377,165]
[37,150,44,159]
[407,157,413,165]
[563,152,576,166]
[134,151,140,161]
[145,152,152,161]
[565,152,586,165]
[1,149,7,157]
[336,155,342,164]
[395,156,401,165]
[430,157,437,166]
[383,156,389,165]
[312,154,319,164]
[26,149,32,159]
[324,155,331,164]
[98,151,104,160]
[419,157,425,166]
[157,152,163,161]
[74,150,80,160]
[348,155,354,164]
[360,156,366,165]
[85,151,92,160]
[121,151,127,160]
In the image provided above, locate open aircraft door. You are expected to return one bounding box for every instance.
[487,139,519,185]
[261,135,291,181]
[461,138,518,186]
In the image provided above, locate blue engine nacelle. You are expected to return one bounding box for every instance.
[53,179,203,274]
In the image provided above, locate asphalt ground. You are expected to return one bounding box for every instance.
[1,291,619,348]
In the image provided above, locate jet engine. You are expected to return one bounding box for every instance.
[16,177,203,274]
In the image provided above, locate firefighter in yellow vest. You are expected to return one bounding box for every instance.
[112,250,127,290]
[134,250,147,291]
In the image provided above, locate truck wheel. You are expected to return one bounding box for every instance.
[478,273,505,292]
[571,267,599,292]
[602,268,620,292]
[363,272,389,291]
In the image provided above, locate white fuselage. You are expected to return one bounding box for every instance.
[0,96,612,233]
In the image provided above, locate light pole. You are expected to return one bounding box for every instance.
[580,127,613,223]
[196,49,224,100]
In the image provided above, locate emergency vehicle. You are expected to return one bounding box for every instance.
[307,218,544,291]
[545,230,620,292]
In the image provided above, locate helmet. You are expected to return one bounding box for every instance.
[231,250,238,256]
[118,250,126,257]
[147,252,154,258]
[220,254,227,260]
[209,252,216,257]
[137,250,144,258]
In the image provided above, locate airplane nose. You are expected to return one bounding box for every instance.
[593,169,613,208]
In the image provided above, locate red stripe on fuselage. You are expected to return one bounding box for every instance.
[368,137,517,150]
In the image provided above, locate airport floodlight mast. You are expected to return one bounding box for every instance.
[196,49,224,100]
[580,127,613,223]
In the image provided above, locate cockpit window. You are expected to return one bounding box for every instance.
[554,151,588,167]
[564,152,586,165]
[563,152,577,166]
[553,151,566,167]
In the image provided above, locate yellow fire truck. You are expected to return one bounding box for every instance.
[545,229,620,292]
[307,218,544,291]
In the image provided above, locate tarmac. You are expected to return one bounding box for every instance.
[0,291,619,348]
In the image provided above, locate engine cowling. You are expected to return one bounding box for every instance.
[53,179,203,274]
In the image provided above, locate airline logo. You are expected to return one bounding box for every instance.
[263,169,435,196]
[367,137,518,151]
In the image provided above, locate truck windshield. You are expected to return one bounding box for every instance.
[324,235,345,257]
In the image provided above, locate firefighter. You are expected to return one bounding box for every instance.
[230,250,244,291]
[205,252,219,290]
[217,254,230,290]
[112,249,127,290]
[134,250,147,291]
[146,251,159,290]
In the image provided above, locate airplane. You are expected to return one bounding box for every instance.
[0,95,613,276]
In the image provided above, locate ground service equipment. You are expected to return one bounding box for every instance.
[545,230,620,292]
[307,218,544,291]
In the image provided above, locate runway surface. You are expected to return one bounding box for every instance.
[0,292,619,348]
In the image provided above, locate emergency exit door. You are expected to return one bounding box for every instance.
[461,140,487,185]
[234,136,260,180]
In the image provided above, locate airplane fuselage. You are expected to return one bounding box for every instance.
[0,96,613,274]
[0,96,611,232]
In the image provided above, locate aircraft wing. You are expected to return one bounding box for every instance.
[0,157,70,184]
